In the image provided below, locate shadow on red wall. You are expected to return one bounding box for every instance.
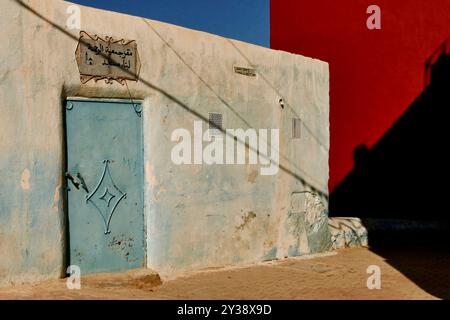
[271,0,450,192]
[330,45,450,223]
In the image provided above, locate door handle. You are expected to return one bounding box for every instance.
[65,172,80,190]
[77,172,89,193]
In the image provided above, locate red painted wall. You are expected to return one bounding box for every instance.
[270,0,450,191]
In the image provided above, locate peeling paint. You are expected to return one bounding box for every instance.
[20,168,31,190]
[247,170,258,183]
[145,161,158,186]
[263,246,278,261]
[236,211,257,231]
[52,184,61,211]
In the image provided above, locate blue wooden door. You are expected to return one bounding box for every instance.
[65,99,145,274]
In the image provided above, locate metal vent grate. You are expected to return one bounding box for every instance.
[292,118,301,139]
[208,113,223,137]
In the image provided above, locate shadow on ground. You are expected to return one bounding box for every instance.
[370,244,450,300]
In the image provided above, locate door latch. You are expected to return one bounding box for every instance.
[65,172,80,190]
[76,172,89,193]
[65,172,89,193]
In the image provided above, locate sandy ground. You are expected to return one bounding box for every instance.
[0,247,448,300]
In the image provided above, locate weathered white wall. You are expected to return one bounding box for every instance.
[0,0,329,285]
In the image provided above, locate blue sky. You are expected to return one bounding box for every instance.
[70,0,270,47]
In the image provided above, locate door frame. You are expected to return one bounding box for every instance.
[63,97,146,274]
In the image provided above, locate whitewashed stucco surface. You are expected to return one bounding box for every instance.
[0,0,329,285]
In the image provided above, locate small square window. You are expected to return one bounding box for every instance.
[292,118,301,139]
[208,113,223,138]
